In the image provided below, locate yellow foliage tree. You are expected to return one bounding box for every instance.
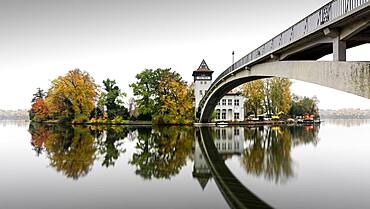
[155,75,193,124]
[242,80,265,117]
[46,69,98,123]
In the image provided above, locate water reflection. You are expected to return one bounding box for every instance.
[29,123,96,179]
[28,123,320,208]
[242,125,320,184]
[29,123,320,183]
[323,119,370,127]
[93,126,130,167]
[129,126,193,180]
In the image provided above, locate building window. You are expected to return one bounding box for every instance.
[216,109,220,120]
[234,99,240,106]
[222,99,226,106]
[234,113,240,120]
[217,101,220,105]
[234,128,240,136]
[228,99,232,106]
[205,90,207,94]
[216,129,221,139]
[200,81,203,84]
[221,109,226,119]
[221,129,226,139]
[200,90,202,96]
[222,143,226,150]
[204,81,207,84]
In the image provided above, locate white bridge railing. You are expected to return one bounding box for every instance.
[198,0,369,117]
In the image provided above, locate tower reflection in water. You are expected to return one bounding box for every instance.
[193,125,320,188]
[193,127,244,189]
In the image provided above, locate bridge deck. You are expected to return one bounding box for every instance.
[198,0,370,119]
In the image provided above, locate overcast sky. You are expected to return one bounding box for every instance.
[0,0,369,110]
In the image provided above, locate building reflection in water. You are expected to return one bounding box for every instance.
[193,125,320,188]
[193,127,245,189]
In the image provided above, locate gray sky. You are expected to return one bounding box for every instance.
[1,0,369,110]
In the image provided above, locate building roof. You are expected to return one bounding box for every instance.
[192,172,212,190]
[194,60,214,72]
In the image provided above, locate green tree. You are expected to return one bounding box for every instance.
[31,88,46,103]
[129,68,182,120]
[288,94,319,117]
[98,79,128,120]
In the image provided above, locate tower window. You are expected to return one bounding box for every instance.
[200,90,203,95]
[234,99,240,106]
[228,99,232,106]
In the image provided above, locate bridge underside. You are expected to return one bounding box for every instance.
[198,61,370,122]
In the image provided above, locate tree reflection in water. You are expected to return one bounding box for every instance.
[29,123,131,179]
[94,126,129,167]
[28,122,318,184]
[130,126,193,180]
[29,123,96,179]
[29,124,193,180]
[242,125,320,184]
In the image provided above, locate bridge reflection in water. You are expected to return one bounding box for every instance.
[194,127,272,209]
[193,125,320,209]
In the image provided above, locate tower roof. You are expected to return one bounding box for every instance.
[192,59,214,77]
[195,59,212,72]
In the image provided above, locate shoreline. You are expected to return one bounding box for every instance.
[28,119,321,127]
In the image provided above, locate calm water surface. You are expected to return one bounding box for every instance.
[1,120,370,209]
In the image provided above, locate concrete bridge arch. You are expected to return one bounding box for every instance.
[197,61,370,122]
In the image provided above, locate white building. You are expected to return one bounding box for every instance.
[193,60,245,122]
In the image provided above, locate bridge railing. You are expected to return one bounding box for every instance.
[198,0,369,117]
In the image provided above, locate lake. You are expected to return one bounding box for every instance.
[1,120,370,209]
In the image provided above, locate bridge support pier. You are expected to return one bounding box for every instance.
[333,37,346,61]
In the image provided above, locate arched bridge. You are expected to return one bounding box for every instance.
[197,0,370,123]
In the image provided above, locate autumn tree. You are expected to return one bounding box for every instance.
[242,80,265,117]
[29,88,48,121]
[129,68,182,120]
[30,98,49,122]
[154,75,193,124]
[45,69,98,123]
[242,78,292,117]
[269,78,292,115]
